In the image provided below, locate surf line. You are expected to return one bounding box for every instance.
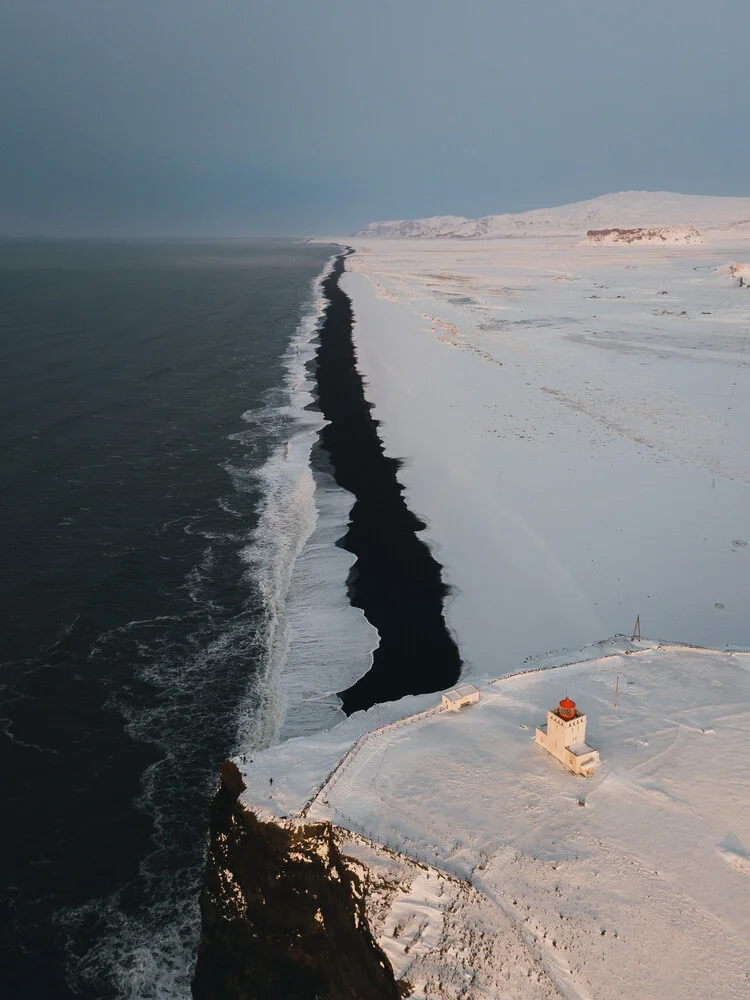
[314,251,462,715]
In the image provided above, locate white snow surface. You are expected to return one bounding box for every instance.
[339,233,750,673]
[355,191,750,239]
[240,643,750,999]
[254,218,750,994]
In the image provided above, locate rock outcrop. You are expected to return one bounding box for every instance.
[584,225,703,245]
[192,760,405,1000]
[725,262,750,286]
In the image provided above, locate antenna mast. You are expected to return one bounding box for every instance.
[631,614,641,642]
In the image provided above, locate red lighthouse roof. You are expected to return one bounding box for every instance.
[559,697,577,719]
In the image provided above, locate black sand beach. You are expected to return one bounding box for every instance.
[314,252,462,714]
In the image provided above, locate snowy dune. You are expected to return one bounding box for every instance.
[240,642,750,999]
[340,232,750,676]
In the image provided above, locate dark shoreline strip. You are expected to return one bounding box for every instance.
[315,252,462,715]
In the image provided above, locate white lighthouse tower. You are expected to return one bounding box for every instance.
[535,697,599,776]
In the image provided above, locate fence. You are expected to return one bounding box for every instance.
[300,637,668,821]
[485,636,658,688]
[297,703,445,819]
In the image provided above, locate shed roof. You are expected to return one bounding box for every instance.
[444,684,479,702]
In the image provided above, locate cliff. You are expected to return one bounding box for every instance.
[192,760,405,1000]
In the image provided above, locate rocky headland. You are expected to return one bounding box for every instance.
[192,760,405,1000]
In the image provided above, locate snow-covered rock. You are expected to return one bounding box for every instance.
[583,225,703,245]
[700,261,750,289]
[723,261,750,284]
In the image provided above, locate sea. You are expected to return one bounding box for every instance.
[0,238,362,999]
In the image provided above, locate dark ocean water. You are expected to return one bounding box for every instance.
[0,239,333,999]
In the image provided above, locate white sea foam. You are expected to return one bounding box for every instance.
[58,873,201,1000]
[58,252,379,1000]
[233,252,379,752]
[274,463,379,741]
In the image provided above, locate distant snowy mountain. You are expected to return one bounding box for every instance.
[355,191,750,238]
[354,214,469,238]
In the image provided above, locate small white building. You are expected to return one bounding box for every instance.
[536,697,599,776]
[442,684,480,711]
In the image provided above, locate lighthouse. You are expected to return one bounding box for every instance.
[535,697,599,776]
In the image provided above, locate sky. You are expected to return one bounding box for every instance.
[0,0,748,236]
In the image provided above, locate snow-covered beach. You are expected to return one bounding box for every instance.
[340,221,750,677]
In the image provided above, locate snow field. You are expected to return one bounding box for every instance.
[241,643,749,998]
[239,217,750,997]
[341,234,750,674]
[343,837,560,1000]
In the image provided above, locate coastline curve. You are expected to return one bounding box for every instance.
[315,252,462,714]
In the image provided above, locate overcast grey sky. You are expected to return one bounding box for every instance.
[1,0,748,235]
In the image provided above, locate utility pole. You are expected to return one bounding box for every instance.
[613,675,619,709]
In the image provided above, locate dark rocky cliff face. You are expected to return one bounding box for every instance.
[192,761,405,1000]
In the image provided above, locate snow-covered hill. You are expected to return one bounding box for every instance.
[355,191,750,238]
[356,214,469,238]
